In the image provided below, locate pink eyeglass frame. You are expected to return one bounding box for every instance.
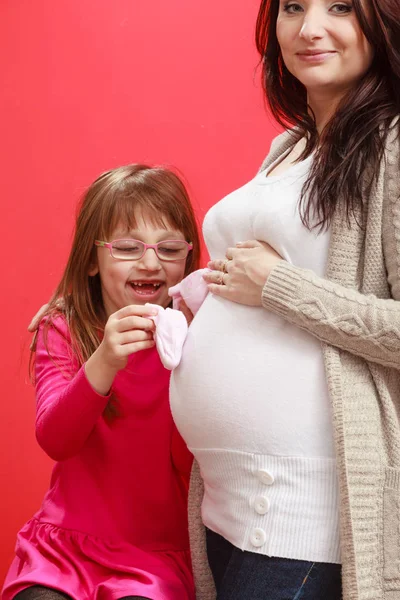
[94,238,193,261]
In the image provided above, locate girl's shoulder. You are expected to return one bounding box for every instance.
[39,311,70,336]
[35,312,80,374]
[37,312,73,355]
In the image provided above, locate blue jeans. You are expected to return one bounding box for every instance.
[206,528,342,600]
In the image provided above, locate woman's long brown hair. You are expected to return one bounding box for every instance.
[256,0,400,230]
[31,165,201,409]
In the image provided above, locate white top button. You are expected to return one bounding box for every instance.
[256,469,274,485]
[250,527,267,547]
[254,496,270,515]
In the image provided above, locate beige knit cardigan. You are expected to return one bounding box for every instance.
[188,121,400,600]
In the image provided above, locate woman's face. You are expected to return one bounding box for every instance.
[276,0,373,98]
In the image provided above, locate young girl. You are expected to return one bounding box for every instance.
[2,164,200,600]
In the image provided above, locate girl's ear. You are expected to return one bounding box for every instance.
[89,246,99,276]
[88,263,99,276]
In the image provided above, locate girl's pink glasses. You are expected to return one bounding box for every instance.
[94,239,193,261]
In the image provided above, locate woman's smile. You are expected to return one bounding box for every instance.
[295,48,338,63]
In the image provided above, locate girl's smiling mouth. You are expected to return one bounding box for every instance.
[128,280,164,298]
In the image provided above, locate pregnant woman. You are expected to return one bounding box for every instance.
[170,0,400,599]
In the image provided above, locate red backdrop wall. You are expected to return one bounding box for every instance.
[0,0,279,582]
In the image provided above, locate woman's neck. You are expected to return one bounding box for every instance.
[307,88,347,133]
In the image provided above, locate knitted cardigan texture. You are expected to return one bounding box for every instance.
[188,121,400,600]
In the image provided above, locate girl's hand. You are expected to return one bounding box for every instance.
[85,305,157,395]
[97,305,157,371]
[204,240,283,306]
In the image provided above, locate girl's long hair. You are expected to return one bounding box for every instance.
[31,165,201,407]
[256,0,400,229]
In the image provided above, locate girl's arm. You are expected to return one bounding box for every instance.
[171,424,193,486]
[35,306,156,461]
[35,317,111,461]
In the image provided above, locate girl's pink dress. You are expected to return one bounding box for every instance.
[2,317,194,600]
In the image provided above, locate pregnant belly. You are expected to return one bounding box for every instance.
[169,294,335,457]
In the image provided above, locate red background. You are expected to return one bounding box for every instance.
[0,0,278,582]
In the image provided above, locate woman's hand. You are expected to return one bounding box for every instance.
[204,240,283,306]
[85,305,156,395]
[28,304,50,332]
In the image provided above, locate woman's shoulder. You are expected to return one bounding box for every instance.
[258,128,297,173]
[270,129,296,152]
[386,116,400,152]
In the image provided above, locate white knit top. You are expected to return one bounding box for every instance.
[170,155,341,564]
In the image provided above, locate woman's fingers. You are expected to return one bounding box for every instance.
[235,240,264,249]
[207,258,230,273]
[208,241,268,273]
[203,241,284,306]
[203,269,226,285]
[27,303,50,332]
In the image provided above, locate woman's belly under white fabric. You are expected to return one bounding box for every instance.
[170,292,335,459]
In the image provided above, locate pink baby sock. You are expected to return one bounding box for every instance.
[146,305,188,370]
[168,268,210,313]
[146,268,210,370]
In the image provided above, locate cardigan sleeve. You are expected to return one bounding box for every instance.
[35,316,110,461]
[260,123,400,370]
[261,259,400,370]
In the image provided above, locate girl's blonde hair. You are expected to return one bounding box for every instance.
[32,164,201,375]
